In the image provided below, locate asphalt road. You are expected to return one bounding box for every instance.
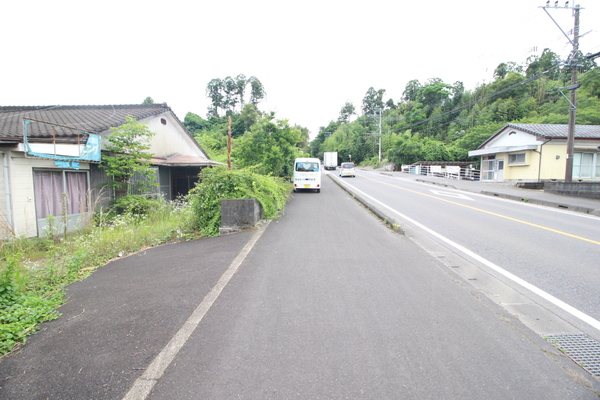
[1,174,599,399]
[334,169,600,327]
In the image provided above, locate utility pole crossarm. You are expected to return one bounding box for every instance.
[539,2,584,47]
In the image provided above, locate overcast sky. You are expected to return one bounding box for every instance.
[3,0,599,137]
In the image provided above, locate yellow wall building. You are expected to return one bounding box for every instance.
[469,124,600,183]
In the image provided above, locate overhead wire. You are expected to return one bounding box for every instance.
[385,63,564,135]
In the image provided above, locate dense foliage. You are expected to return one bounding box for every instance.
[310,48,600,168]
[232,117,305,177]
[187,167,291,236]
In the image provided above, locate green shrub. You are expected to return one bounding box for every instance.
[0,257,63,354]
[187,167,291,236]
[113,195,158,216]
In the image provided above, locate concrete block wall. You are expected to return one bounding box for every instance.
[544,181,600,199]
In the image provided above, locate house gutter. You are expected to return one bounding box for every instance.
[1,151,14,234]
[535,138,552,182]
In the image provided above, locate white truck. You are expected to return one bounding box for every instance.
[323,152,338,170]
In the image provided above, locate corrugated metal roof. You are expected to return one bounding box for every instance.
[0,104,175,143]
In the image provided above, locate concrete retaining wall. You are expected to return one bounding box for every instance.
[544,181,600,199]
[220,199,262,231]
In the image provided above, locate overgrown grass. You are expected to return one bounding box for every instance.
[0,173,291,356]
[0,197,198,356]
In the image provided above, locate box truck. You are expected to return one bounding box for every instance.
[323,152,338,170]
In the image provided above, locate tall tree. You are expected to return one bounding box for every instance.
[361,87,386,116]
[206,75,266,117]
[338,101,356,123]
[525,48,559,79]
[222,76,239,113]
[206,78,224,117]
[402,79,422,102]
[235,73,248,107]
[494,63,508,80]
[249,77,266,106]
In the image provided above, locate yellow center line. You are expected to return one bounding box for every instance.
[362,175,600,246]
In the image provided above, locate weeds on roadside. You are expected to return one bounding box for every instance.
[0,196,197,356]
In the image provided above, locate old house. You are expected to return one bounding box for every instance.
[468,123,600,182]
[0,104,218,238]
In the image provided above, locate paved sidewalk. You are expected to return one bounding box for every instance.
[0,231,257,400]
[365,168,600,216]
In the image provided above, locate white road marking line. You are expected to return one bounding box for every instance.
[338,178,600,332]
[122,221,270,400]
[430,189,474,200]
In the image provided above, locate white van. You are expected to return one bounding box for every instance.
[293,158,321,193]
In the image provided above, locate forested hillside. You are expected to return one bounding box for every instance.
[310,48,600,168]
[185,50,599,172]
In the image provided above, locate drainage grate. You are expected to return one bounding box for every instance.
[546,334,600,379]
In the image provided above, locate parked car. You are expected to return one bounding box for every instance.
[339,162,355,177]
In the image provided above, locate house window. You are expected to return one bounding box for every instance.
[128,167,160,196]
[33,170,89,218]
[508,153,526,165]
[481,159,495,181]
[573,152,598,178]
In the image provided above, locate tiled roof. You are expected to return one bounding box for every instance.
[479,123,600,148]
[508,123,600,139]
[0,104,177,143]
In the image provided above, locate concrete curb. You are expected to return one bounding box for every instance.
[480,191,600,216]
[328,174,404,234]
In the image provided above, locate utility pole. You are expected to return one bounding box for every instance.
[227,115,232,170]
[565,5,581,182]
[378,108,382,163]
[540,1,583,182]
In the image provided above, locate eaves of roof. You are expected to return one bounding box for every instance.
[151,155,224,167]
[469,144,539,157]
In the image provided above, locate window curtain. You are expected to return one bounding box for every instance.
[34,171,63,218]
[573,153,594,178]
[66,172,88,214]
[34,170,89,218]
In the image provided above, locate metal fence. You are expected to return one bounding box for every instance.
[401,164,480,181]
